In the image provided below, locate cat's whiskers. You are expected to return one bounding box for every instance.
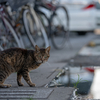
[45,62,51,67]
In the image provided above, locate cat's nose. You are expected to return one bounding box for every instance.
[42,57,44,61]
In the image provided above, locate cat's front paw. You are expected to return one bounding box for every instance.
[29,83,36,87]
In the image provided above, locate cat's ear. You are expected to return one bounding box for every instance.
[35,45,40,51]
[46,46,50,53]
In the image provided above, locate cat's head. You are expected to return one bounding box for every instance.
[34,45,50,63]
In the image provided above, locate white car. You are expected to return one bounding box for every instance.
[60,0,100,35]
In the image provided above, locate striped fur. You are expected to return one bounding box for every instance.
[0,45,50,88]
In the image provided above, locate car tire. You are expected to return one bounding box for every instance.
[77,32,87,36]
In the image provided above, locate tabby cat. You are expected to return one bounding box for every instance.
[0,45,50,88]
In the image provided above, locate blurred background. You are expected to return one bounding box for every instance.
[0,0,100,99]
[60,0,100,35]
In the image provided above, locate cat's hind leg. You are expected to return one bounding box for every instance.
[17,72,24,86]
[0,84,11,88]
[0,59,13,88]
[0,71,11,88]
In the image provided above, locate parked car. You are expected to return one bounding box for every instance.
[60,0,100,35]
[95,1,100,29]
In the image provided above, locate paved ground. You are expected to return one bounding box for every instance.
[0,33,98,100]
[65,34,100,99]
[67,35,100,66]
[75,35,100,99]
[49,33,96,63]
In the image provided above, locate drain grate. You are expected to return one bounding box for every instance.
[0,89,53,99]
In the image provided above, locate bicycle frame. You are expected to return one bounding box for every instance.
[17,3,49,48]
[18,3,41,31]
[34,1,55,38]
[35,0,70,49]
[0,4,13,49]
[0,4,10,34]
[0,3,25,49]
[35,0,61,11]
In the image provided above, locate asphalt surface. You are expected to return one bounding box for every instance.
[49,33,97,63]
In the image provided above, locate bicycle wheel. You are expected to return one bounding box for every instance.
[23,9,49,48]
[0,17,21,50]
[37,12,50,37]
[50,6,69,49]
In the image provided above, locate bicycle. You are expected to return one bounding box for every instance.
[0,1,25,50]
[35,0,69,49]
[15,2,49,49]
